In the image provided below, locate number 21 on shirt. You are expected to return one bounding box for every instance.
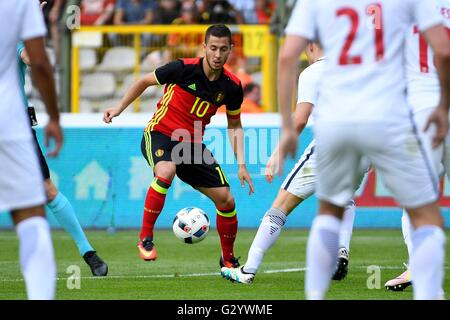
[337,4,384,65]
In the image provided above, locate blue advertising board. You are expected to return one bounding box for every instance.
[1,114,448,229]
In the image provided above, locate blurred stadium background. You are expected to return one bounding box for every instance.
[6,0,449,230]
[1,0,449,301]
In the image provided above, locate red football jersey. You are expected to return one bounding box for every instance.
[145,57,243,143]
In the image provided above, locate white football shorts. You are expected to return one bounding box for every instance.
[0,138,46,212]
[281,140,369,200]
[281,141,316,199]
[314,117,439,208]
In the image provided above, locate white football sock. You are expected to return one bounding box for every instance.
[401,209,414,262]
[16,216,56,300]
[243,208,287,274]
[339,200,355,251]
[305,214,340,300]
[410,225,445,300]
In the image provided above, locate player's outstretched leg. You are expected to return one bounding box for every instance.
[46,180,108,276]
[138,176,172,261]
[332,200,355,281]
[221,207,287,284]
[385,209,412,291]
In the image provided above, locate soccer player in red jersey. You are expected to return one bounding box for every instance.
[103,24,254,268]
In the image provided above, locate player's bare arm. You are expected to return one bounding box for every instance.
[24,36,62,157]
[266,102,314,182]
[103,71,159,123]
[277,34,309,162]
[227,117,254,195]
[20,0,47,66]
[423,24,450,147]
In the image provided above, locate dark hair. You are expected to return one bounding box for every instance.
[205,24,232,45]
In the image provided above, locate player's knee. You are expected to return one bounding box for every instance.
[10,205,46,225]
[272,189,301,215]
[216,192,235,210]
[407,201,443,228]
[155,162,176,181]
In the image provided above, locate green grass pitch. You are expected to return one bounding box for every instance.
[0,229,449,300]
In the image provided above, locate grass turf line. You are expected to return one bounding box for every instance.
[0,229,448,300]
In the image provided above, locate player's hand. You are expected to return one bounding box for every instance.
[103,107,122,124]
[45,119,63,157]
[424,103,449,148]
[40,1,47,10]
[265,149,283,183]
[238,165,255,195]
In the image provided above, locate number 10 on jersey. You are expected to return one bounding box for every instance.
[190,97,210,118]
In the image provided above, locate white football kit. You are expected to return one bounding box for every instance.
[281,58,368,199]
[405,0,450,175]
[281,59,325,198]
[0,1,47,211]
[286,0,442,208]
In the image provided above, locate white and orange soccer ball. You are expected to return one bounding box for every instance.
[172,207,210,244]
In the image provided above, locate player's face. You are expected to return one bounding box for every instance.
[204,36,232,71]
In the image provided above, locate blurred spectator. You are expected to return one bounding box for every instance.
[224,49,252,88]
[113,0,156,48]
[241,83,264,113]
[228,0,257,24]
[199,0,244,24]
[113,0,155,25]
[166,1,203,59]
[172,0,199,25]
[254,0,275,24]
[153,0,181,24]
[217,82,263,114]
[80,0,116,25]
[48,0,65,67]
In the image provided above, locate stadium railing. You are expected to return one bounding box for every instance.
[71,25,277,113]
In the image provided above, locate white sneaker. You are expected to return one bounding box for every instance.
[221,266,255,284]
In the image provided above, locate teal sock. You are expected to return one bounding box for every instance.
[47,192,94,256]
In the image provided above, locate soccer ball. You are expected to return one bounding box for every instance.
[172,207,210,244]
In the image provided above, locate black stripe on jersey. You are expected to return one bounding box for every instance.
[283,146,315,190]
[408,108,439,197]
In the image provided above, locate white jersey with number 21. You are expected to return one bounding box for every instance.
[286,0,443,123]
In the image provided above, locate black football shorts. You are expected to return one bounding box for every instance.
[141,130,229,188]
